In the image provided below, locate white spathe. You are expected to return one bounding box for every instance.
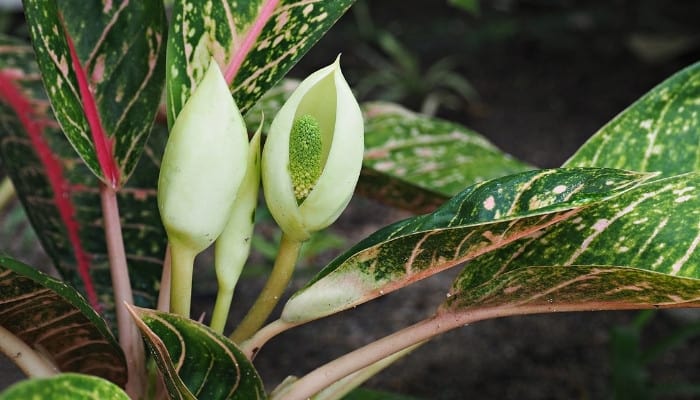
[262,57,364,241]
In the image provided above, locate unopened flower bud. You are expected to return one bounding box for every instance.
[158,61,248,254]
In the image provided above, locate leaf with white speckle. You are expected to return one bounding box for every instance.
[447,62,700,316]
[441,265,700,321]
[566,61,700,176]
[360,102,532,213]
[23,0,167,187]
[282,168,654,323]
[166,0,355,126]
[452,173,700,296]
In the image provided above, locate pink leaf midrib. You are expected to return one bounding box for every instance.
[0,72,100,310]
[62,21,120,188]
[224,0,280,85]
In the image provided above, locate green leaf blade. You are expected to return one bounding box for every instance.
[0,373,130,400]
[130,307,266,400]
[23,0,167,186]
[282,168,654,323]
[0,256,126,387]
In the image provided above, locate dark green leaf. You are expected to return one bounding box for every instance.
[0,373,129,400]
[23,0,167,186]
[448,173,700,293]
[282,168,654,323]
[0,256,126,387]
[0,35,166,323]
[166,0,355,125]
[129,306,266,400]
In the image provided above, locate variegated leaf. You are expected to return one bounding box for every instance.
[23,0,167,187]
[166,0,355,125]
[0,256,126,387]
[565,61,700,176]
[361,102,531,212]
[0,373,129,399]
[0,35,166,324]
[446,62,700,310]
[244,78,298,132]
[281,168,654,323]
[443,265,700,314]
[449,173,700,293]
[129,306,266,400]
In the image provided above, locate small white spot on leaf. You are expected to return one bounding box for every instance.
[302,4,314,16]
[552,184,567,194]
[483,196,496,211]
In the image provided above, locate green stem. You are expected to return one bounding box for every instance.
[100,184,145,399]
[169,241,196,318]
[210,287,234,334]
[230,234,302,342]
[0,177,15,212]
[0,325,57,378]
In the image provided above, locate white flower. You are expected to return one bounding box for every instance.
[262,57,364,241]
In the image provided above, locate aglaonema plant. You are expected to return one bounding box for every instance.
[0,1,698,399]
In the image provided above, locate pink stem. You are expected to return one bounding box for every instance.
[100,184,145,399]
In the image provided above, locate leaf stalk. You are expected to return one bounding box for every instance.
[277,310,498,400]
[0,325,57,378]
[100,183,145,399]
[240,319,298,360]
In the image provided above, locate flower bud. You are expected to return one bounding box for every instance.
[210,123,262,333]
[158,61,248,253]
[262,57,364,241]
